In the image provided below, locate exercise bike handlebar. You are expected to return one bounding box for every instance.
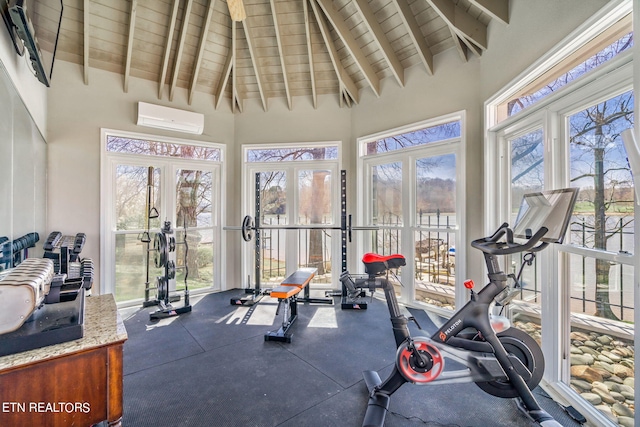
[471,223,549,255]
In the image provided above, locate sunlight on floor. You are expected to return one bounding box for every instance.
[307,306,338,328]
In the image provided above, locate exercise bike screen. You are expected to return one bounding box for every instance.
[513,188,579,244]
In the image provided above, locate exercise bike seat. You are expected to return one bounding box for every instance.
[362,253,406,276]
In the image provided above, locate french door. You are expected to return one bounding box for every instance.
[102,133,223,304]
[361,144,464,310]
[243,163,340,287]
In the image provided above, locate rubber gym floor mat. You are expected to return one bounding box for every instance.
[121,290,584,427]
[123,334,343,427]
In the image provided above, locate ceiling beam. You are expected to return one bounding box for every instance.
[123,0,137,93]
[159,0,180,99]
[353,0,404,87]
[242,19,267,111]
[309,0,359,104]
[427,0,488,50]
[449,26,468,62]
[188,0,216,105]
[459,32,483,56]
[270,0,292,110]
[169,0,194,102]
[83,0,89,85]
[469,0,509,25]
[314,0,380,97]
[231,21,243,113]
[391,0,433,75]
[342,89,352,107]
[303,0,317,109]
[215,46,233,110]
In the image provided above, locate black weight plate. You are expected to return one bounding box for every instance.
[153,233,167,268]
[241,215,254,242]
[167,260,176,279]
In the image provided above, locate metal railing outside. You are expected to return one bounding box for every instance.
[256,212,635,321]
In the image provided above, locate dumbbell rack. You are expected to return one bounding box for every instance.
[42,232,94,304]
[149,221,191,320]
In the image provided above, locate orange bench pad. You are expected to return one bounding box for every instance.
[269,268,317,299]
[270,286,302,299]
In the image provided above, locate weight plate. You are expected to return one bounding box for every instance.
[167,260,176,279]
[156,276,168,301]
[153,233,168,268]
[241,215,255,242]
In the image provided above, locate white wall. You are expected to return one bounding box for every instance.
[46,61,234,293]
[480,0,610,100]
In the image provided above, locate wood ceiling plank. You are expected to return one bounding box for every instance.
[352,0,403,86]
[315,0,379,97]
[169,0,194,101]
[123,0,137,92]
[390,0,433,74]
[188,0,216,105]
[159,0,180,99]
[33,0,506,111]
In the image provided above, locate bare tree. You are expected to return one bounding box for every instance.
[569,92,634,320]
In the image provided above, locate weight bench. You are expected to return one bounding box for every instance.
[265,267,323,343]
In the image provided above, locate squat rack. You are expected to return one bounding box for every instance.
[226,170,376,309]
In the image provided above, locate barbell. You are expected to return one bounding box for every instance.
[225,215,379,242]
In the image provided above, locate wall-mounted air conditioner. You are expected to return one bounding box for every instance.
[136,102,205,135]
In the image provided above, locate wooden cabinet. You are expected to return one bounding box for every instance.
[0,295,127,426]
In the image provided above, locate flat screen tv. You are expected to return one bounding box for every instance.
[3,0,62,87]
[1,0,24,56]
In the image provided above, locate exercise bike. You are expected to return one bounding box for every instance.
[341,188,579,427]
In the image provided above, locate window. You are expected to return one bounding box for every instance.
[359,113,464,310]
[247,145,338,162]
[107,136,221,160]
[102,131,224,305]
[489,2,632,125]
[485,2,635,424]
[364,120,461,155]
[242,143,340,286]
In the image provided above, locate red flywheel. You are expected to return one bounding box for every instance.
[396,337,444,383]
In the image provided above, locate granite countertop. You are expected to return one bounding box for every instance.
[0,294,128,370]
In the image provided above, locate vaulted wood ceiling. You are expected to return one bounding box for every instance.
[31,0,509,113]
